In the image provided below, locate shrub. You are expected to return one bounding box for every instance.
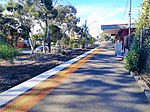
[123,50,139,71]
[123,35,140,71]
[0,33,7,43]
[0,41,20,61]
[73,43,79,48]
[130,35,139,52]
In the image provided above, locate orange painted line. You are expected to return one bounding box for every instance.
[0,43,108,112]
[0,57,90,112]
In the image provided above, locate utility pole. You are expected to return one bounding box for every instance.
[129,0,132,35]
[127,0,132,50]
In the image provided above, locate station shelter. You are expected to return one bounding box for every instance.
[101,23,135,50]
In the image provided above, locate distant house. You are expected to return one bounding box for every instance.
[17,40,30,48]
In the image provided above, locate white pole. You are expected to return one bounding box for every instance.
[129,0,132,35]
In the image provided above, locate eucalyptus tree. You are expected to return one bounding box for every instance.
[54,5,79,49]
[0,4,6,41]
[0,4,5,38]
[14,0,39,53]
[26,0,58,53]
[0,3,20,60]
[49,24,62,45]
[55,5,77,26]
[1,0,20,47]
[14,1,33,40]
[1,0,32,47]
[0,4,4,25]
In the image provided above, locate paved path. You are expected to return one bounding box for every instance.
[29,43,150,112]
[0,43,150,112]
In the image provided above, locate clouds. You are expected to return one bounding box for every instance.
[75,2,140,37]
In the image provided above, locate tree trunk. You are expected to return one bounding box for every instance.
[14,34,20,47]
[29,38,34,54]
[44,14,51,53]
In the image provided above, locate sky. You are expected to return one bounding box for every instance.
[0,0,143,37]
[59,0,143,37]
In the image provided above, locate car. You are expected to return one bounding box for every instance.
[34,45,49,53]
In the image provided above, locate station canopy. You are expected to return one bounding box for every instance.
[101,24,135,36]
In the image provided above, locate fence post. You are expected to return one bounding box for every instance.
[139,29,144,74]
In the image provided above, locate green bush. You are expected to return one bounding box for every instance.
[0,33,7,43]
[0,42,20,61]
[123,50,139,71]
[73,43,79,48]
[123,35,140,71]
[130,35,139,52]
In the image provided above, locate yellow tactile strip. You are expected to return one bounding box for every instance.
[0,43,107,112]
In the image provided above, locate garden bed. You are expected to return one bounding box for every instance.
[0,48,91,93]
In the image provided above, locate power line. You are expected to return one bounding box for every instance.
[122,0,129,24]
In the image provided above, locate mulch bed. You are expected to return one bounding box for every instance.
[0,48,90,93]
